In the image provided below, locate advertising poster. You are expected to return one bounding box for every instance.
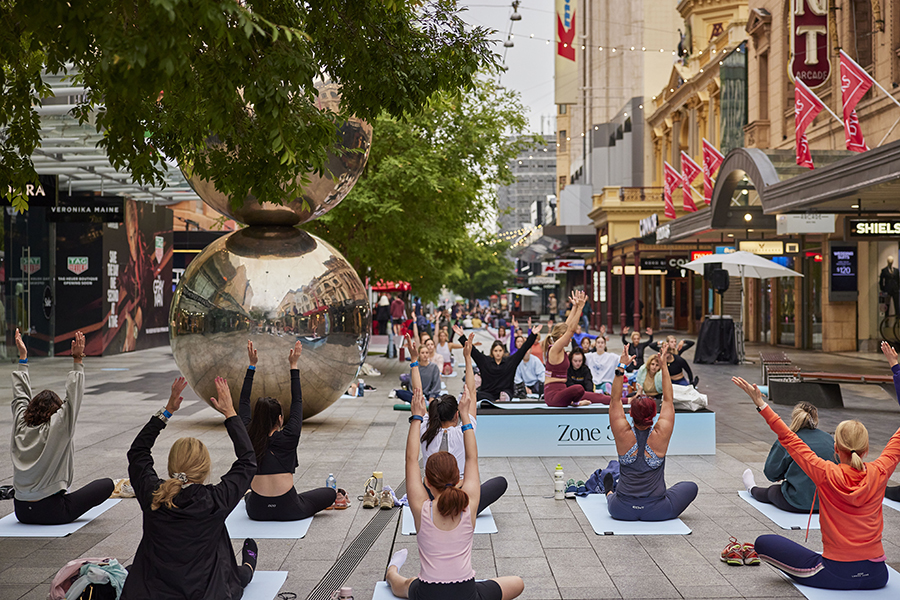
[54,221,105,354]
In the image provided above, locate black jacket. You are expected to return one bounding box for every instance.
[459,331,536,399]
[121,416,257,600]
[375,304,391,322]
[566,363,594,393]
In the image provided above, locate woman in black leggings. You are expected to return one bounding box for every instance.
[240,340,337,520]
[11,330,114,525]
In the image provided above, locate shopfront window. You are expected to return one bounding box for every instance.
[804,250,823,350]
[775,256,797,346]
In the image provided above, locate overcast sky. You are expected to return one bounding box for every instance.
[459,1,556,135]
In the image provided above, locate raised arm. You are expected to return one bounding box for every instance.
[454,323,488,371]
[11,329,32,426]
[508,326,542,370]
[457,384,481,526]
[609,345,634,453]
[882,341,900,407]
[282,340,304,438]
[463,334,477,418]
[549,291,586,364]
[239,340,258,426]
[407,335,422,392]
[406,388,428,530]
[64,332,87,422]
[209,377,257,512]
[653,345,676,447]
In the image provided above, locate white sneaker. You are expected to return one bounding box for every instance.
[742,468,756,493]
[388,390,397,399]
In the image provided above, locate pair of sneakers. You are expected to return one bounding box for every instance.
[362,483,395,510]
[721,536,760,566]
[564,479,585,499]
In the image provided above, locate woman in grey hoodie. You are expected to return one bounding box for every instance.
[11,329,114,524]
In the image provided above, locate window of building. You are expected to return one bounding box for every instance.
[759,51,769,121]
[853,0,874,69]
[558,130,567,153]
[558,104,567,115]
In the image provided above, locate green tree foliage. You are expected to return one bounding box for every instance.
[445,238,514,303]
[0,0,497,208]
[303,80,530,301]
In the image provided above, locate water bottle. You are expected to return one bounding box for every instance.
[554,464,565,500]
[357,378,365,397]
[330,587,353,600]
[326,473,337,491]
[372,471,384,494]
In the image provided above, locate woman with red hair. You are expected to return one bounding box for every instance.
[603,343,698,521]
[385,386,524,600]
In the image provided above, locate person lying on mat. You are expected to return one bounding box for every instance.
[634,354,663,399]
[732,365,900,591]
[620,326,653,372]
[882,341,900,502]
[604,343,698,521]
[10,329,114,525]
[239,340,338,520]
[742,402,834,514]
[386,386,524,600]
[543,291,610,407]
[122,376,259,600]
[413,334,507,516]
[452,322,540,403]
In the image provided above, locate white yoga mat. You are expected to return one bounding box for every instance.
[224,500,313,539]
[243,571,288,600]
[883,498,900,513]
[0,498,119,538]
[478,400,559,410]
[780,566,900,600]
[575,494,691,535]
[738,490,820,530]
[401,505,497,535]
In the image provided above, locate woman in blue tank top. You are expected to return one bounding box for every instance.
[603,343,698,521]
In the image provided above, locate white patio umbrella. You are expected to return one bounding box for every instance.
[507,287,538,296]
[682,251,803,362]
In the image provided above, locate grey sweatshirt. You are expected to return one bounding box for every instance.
[11,363,84,501]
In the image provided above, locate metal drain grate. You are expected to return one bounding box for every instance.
[306,480,407,600]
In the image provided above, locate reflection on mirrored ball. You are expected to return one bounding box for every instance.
[169,227,371,419]
[184,81,372,226]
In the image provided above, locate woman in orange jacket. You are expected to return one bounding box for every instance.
[732,349,900,591]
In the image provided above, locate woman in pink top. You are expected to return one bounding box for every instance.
[386,382,524,600]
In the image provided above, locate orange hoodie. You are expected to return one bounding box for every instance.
[761,405,900,562]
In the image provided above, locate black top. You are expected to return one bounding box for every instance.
[665,354,693,382]
[648,340,694,356]
[880,266,900,294]
[239,367,302,475]
[621,334,654,371]
[566,362,594,393]
[459,331,536,398]
[375,304,390,321]
[122,416,256,600]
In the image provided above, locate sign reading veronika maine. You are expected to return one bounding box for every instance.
[829,242,858,301]
[48,196,124,223]
[848,219,900,238]
[790,0,830,89]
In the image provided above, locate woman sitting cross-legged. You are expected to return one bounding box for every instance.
[604,343,698,521]
[566,348,595,395]
[240,340,338,520]
[11,329,114,525]
[634,353,663,399]
[742,401,834,513]
[732,361,900,591]
[453,322,541,403]
[121,377,259,599]
[414,334,507,516]
[386,385,524,600]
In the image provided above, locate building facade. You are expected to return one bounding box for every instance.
[497,135,556,234]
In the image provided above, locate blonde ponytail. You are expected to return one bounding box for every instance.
[789,402,818,432]
[542,323,568,359]
[849,451,865,471]
[834,420,869,472]
[150,437,211,511]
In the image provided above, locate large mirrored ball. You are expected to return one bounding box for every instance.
[185,81,373,226]
[169,227,371,419]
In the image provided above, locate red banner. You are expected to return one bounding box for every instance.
[839,50,873,153]
[795,79,824,169]
[680,151,701,213]
[790,0,830,89]
[701,139,724,206]
[663,161,680,219]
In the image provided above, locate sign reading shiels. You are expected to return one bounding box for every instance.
[790,0,830,89]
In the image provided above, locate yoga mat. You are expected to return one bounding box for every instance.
[738,490,820,530]
[575,494,691,535]
[780,566,900,600]
[478,400,560,410]
[884,498,900,513]
[372,580,489,600]
[0,499,120,538]
[224,500,313,539]
[401,505,497,535]
[243,571,288,600]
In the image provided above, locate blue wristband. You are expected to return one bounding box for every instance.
[410,361,419,367]
[18,358,27,364]
[248,365,256,371]
[461,423,474,432]
[410,415,423,422]
[163,408,172,419]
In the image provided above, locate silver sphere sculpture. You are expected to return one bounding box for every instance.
[183,81,373,226]
[169,226,371,420]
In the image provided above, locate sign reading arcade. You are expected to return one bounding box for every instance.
[790,0,831,89]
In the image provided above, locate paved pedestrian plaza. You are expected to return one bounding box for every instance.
[1,331,899,599]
